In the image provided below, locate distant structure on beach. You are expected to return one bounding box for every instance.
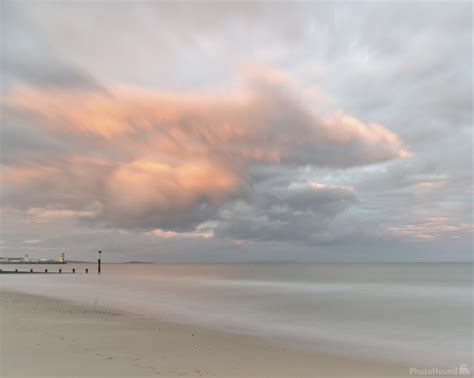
[0,253,66,264]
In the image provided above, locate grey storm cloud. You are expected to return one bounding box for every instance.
[214,182,357,244]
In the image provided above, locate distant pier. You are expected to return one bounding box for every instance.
[0,252,101,274]
[0,253,66,265]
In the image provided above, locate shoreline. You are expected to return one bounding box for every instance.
[1,289,410,377]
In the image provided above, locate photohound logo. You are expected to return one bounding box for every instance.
[459,364,470,375]
[409,364,470,376]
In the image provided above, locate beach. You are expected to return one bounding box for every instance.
[1,263,471,377]
[1,289,409,377]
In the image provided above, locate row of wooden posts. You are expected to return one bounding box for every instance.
[0,267,88,273]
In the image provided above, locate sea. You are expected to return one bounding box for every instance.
[1,262,472,368]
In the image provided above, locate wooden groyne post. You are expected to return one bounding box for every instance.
[98,250,102,274]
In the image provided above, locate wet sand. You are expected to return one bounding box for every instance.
[0,290,409,377]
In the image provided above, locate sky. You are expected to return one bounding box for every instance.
[1,2,472,262]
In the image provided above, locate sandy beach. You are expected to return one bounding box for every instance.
[0,289,411,377]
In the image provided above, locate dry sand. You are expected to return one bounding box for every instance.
[1,290,410,377]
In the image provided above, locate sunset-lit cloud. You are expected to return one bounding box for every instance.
[414,181,448,192]
[2,71,408,233]
[387,218,473,242]
[5,73,408,166]
[149,228,213,240]
[26,208,98,223]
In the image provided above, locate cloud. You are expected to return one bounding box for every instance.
[5,72,408,165]
[387,217,473,242]
[149,226,213,240]
[2,55,104,91]
[1,1,104,92]
[1,2,471,261]
[2,69,407,234]
[214,182,357,243]
[26,208,98,223]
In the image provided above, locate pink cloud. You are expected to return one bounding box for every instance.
[3,69,409,230]
[387,217,473,241]
[26,208,98,223]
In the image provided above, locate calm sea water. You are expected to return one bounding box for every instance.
[1,263,472,367]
